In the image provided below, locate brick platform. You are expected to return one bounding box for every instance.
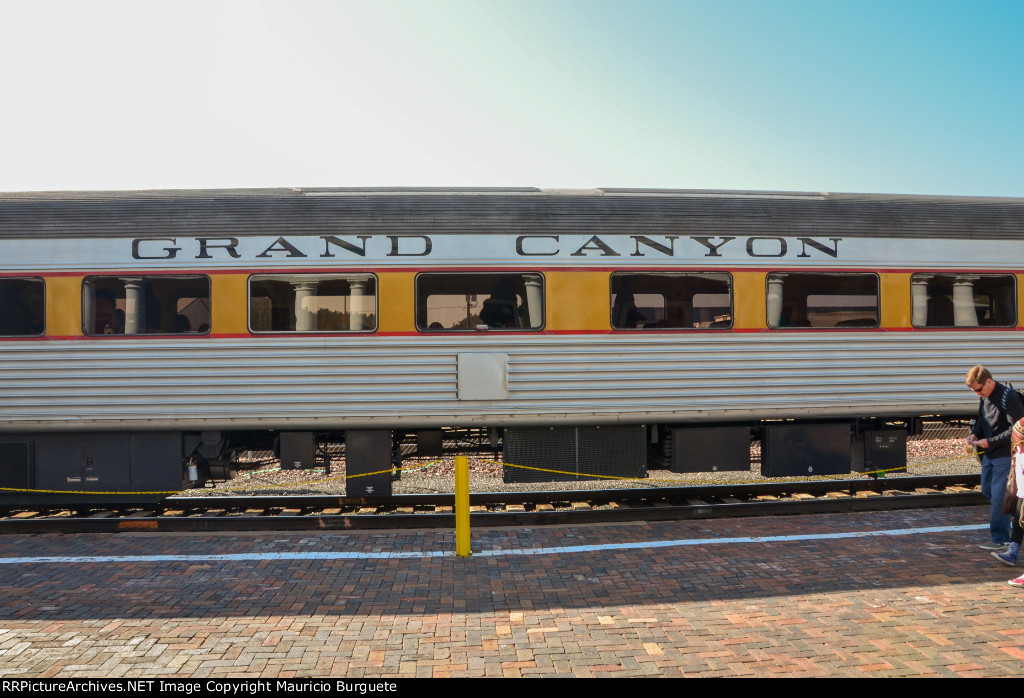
[0,506,1020,677]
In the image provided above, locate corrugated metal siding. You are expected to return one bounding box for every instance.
[1,188,1024,240]
[0,333,1004,431]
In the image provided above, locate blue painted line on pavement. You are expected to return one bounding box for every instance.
[0,523,987,565]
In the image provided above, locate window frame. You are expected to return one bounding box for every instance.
[766,271,881,330]
[909,272,1017,329]
[0,276,45,338]
[82,274,212,337]
[609,271,734,331]
[247,272,379,334]
[414,271,546,332]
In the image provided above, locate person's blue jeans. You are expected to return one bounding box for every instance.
[981,454,1013,544]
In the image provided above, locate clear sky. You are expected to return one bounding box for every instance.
[1,0,1021,196]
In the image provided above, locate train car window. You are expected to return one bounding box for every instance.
[83,276,211,335]
[910,273,1016,327]
[0,278,44,337]
[416,273,544,330]
[766,272,879,329]
[611,273,732,329]
[248,274,377,332]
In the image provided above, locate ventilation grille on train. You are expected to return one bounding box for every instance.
[502,426,646,483]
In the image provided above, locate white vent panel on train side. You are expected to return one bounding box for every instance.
[457,352,508,401]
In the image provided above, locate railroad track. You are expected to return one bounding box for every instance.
[0,474,983,534]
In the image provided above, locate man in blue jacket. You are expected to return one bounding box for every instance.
[966,365,1024,550]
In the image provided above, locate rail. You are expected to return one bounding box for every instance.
[0,474,982,534]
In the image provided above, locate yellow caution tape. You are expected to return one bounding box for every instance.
[482,459,681,483]
[0,486,180,495]
[487,452,981,486]
[0,448,979,495]
[861,451,981,477]
[211,459,444,492]
[0,459,446,495]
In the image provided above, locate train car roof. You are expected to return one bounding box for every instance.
[1,187,1023,240]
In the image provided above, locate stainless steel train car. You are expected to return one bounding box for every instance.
[1,187,1021,500]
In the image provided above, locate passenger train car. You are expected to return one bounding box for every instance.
[1,187,1022,501]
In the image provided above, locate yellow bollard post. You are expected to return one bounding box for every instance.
[455,455,471,557]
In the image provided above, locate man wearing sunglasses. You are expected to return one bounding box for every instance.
[966,365,1024,551]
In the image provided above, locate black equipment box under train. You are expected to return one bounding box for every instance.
[502,425,647,484]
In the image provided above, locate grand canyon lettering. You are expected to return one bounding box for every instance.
[131,235,841,260]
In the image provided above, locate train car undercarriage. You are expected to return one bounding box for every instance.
[0,416,945,504]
